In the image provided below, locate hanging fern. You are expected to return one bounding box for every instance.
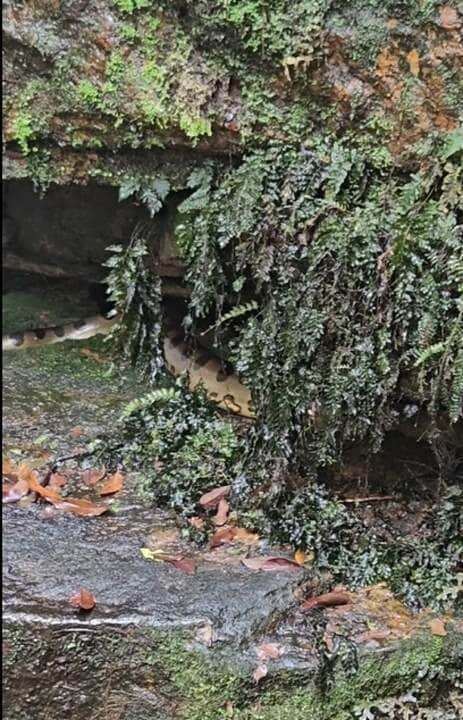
[200,300,258,336]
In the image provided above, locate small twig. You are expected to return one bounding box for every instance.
[342,495,395,504]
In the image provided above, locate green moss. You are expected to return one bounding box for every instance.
[118,21,139,43]
[113,0,150,14]
[149,629,459,720]
[179,113,212,143]
[12,111,35,154]
[78,80,100,107]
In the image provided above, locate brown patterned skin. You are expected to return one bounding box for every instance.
[2,315,255,419]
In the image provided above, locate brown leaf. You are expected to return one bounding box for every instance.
[209,526,237,548]
[164,556,196,574]
[190,516,205,530]
[68,589,96,611]
[49,472,66,489]
[252,663,268,683]
[255,643,286,661]
[294,549,307,566]
[54,497,110,517]
[17,462,39,485]
[99,471,124,496]
[300,591,351,611]
[407,49,420,76]
[353,629,391,644]
[82,467,106,485]
[213,498,230,526]
[232,527,259,544]
[2,477,30,504]
[242,556,303,572]
[26,474,63,502]
[429,618,447,637]
[199,485,230,510]
[70,426,84,438]
[439,5,460,29]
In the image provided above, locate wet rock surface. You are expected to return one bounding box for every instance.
[2,286,308,718]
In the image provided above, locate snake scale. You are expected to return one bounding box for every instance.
[2,313,255,419]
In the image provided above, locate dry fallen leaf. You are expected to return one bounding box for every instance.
[68,589,96,611]
[99,471,124,496]
[242,556,303,572]
[70,426,84,438]
[255,642,286,661]
[233,527,259,544]
[165,556,196,574]
[26,474,63,502]
[407,49,420,76]
[190,516,205,530]
[429,618,447,637]
[199,485,230,510]
[253,663,268,684]
[213,498,230,526]
[140,548,196,574]
[54,497,110,517]
[2,477,30,504]
[294,549,306,566]
[82,467,106,486]
[209,526,237,548]
[28,474,110,516]
[300,591,351,611]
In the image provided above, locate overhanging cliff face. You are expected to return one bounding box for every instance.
[2,1,462,184]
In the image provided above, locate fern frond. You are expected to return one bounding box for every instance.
[200,301,258,336]
[414,343,446,368]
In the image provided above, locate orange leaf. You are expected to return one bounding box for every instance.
[82,467,106,485]
[242,556,303,572]
[300,591,351,611]
[233,527,259,544]
[54,497,110,517]
[68,589,96,611]
[429,618,447,637]
[99,471,124,496]
[199,485,230,510]
[294,549,306,566]
[213,498,230,527]
[27,474,63,502]
[407,49,420,77]
[209,526,237,548]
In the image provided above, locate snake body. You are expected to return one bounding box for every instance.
[2,314,255,419]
